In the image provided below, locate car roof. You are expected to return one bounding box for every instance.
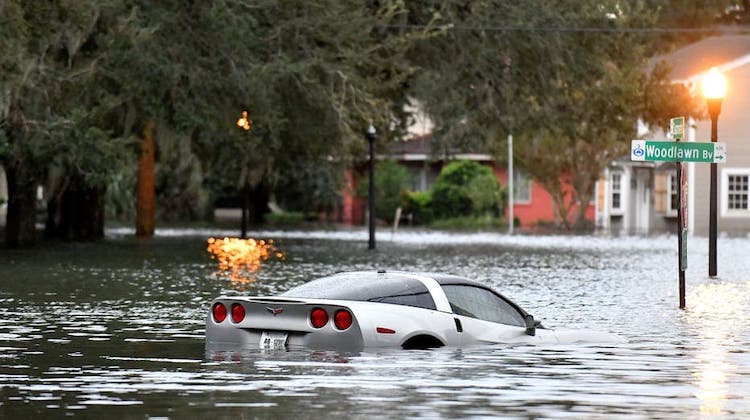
[382,271,484,287]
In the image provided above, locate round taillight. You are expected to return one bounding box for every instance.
[231,303,245,323]
[212,302,227,323]
[334,309,352,330]
[310,308,328,328]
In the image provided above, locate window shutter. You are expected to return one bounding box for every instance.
[654,173,667,212]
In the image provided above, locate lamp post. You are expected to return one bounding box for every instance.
[365,124,377,250]
[701,67,727,278]
[236,110,253,239]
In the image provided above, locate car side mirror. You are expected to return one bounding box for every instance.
[525,314,536,336]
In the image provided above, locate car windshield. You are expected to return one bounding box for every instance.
[282,273,436,310]
[441,284,525,327]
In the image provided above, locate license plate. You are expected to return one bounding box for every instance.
[260,331,288,350]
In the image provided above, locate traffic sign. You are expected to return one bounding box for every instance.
[631,140,727,163]
[670,116,685,140]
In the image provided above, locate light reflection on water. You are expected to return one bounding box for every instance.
[206,237,285,284]
[686,282,750,416]
[1,230,749,418]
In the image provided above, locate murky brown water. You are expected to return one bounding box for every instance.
[1,229,749,418]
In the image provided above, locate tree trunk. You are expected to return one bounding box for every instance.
[248,181,270,225]
[46,184,105,241]
[539,178,571,230]
[136,119,156,237]
[4,163,38,247]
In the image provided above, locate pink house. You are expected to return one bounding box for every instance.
[340,134,594,229]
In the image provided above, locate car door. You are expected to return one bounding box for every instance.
[441,284,542,344]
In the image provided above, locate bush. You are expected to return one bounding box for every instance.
[431,160,501,218]
[265,211,312,227]
[402,190,434,224]
[357,160,410,223]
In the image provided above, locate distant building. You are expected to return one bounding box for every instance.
[341,133,594,229]
[596,35,750,236]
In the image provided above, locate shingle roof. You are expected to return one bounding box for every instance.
[655,35,750,80]
[388,134,433,155]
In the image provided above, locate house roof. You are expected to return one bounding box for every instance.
[654,35,750,82]
[385,133,494,162]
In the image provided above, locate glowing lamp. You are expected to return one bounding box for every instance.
[701,67,726,100]
[236,110,252,131]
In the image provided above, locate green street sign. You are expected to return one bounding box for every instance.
[631,140,727,163]
[670,116,685,140]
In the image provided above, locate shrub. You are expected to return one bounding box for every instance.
[431,160,501,218]
[357,160,410,223]
[429,214,507,230]
[402,190,434,224]
[265,211,311,227]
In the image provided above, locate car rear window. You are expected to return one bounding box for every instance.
[282,273,437,310]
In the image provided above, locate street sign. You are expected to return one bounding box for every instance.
[670,116,685,140]
[631,140,727,163]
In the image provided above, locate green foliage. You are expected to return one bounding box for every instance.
[405,1,712,229]
[105,169,136,221]
[154,124,208,221]
[274,160,343,214]
[1,0,420,237]
[265,211,319,228]
[3,0,744,241]
[431,161,501,219]
[357,160,411,223]
[402,190,434,224]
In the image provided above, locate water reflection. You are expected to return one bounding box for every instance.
[206,237,285,284]
[2,234,750,417]
[686,281,750,416]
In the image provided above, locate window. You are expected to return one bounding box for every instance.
[667,173,678,215]
[611,172,623,213]
[513,170,531,203]
[722,169,750,217]
[727,174,749,210]
[282,273,437,310]
[441,285,525,327]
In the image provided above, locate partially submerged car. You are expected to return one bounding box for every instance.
[205,271,624,351]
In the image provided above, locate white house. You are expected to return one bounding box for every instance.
[596,35,750,236]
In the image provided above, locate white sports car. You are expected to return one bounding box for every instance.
[205,271,624,351]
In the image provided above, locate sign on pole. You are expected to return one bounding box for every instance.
[679,162,688,270]
[670,116,685,141]
[631,140,727,163]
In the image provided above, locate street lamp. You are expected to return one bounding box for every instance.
[236,110,253,239]
[236,110,252,131]
[701,67,727,278]
[365,124,377,250]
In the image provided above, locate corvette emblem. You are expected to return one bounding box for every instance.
[266,307,284,316]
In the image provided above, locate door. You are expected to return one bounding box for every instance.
[634,169,651,234]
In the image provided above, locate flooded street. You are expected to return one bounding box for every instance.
[1,229,749,418]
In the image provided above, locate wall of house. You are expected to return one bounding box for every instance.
[691,64,750,236]
[651,168,678,234]
[340,168,364,225]
[495,169,595,228]
[341,161,596,229]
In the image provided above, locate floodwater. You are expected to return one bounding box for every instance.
[1,228,749,418]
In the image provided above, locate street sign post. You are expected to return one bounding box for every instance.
[631,140,727,163]
[632,122,731,309]
[670,116,685,140]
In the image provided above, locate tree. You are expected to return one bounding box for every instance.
[357,160,411,223]
[0,1,133,245]
[406,0,704,229]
